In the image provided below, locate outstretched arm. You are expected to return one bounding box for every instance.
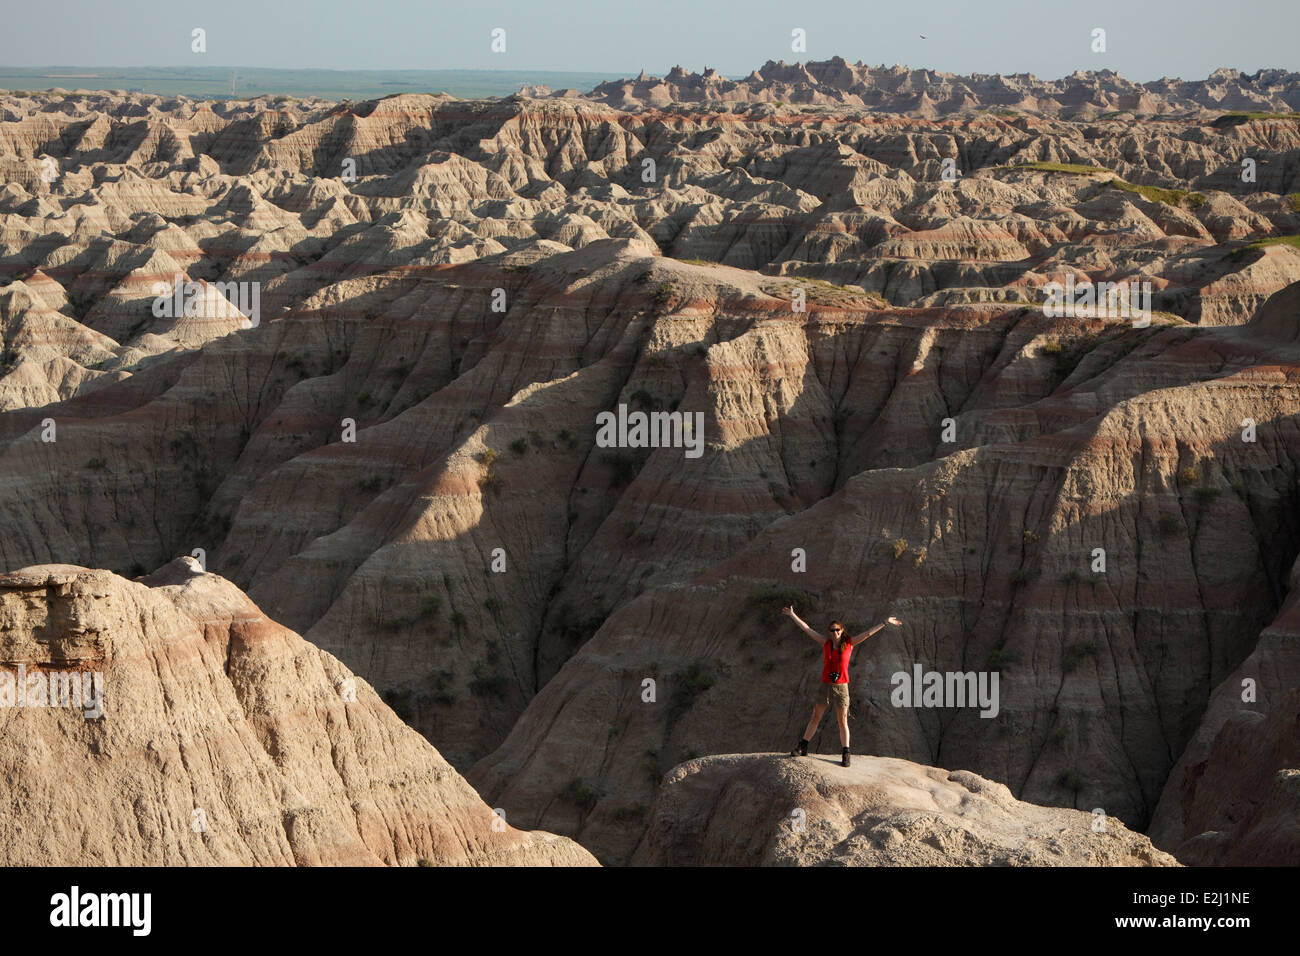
[849,616,902,646]
[781,606,825,645]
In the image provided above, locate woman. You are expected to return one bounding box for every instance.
[781,605,902,766]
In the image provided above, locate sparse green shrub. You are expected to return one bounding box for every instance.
[892,538,910,559]
[508,437,528,455]
[986,645,1018,669]
[1178,466,1200,484]
[1194,486,1221,506]
[475,448,501,493]
[653,282,677,309]
[359,475,383,492]
[468,673,509,698]
[601,452,639,486]
[1062,642,1099,673]
[561,777,600,813]
[382,688,414,721]
[664,660,717,728]
[1158,514,1181,537]
[745,585,816,618]
[1057,771,1085,791]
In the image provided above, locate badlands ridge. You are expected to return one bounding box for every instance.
[0,63,1298,864]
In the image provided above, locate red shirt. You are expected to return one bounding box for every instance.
[821,639,853,684]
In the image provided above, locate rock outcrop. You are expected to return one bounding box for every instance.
[635,753,1178,866]
[0,561,596,866]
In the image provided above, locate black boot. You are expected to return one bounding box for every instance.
[842,747,851,767]
[789,738,809,757]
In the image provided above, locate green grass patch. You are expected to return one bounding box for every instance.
[1104,178,1204,209]
[1244,234,1300,252]
[1213,110,1300,123]
[998,162,1204,208]
[997,161,1107,176]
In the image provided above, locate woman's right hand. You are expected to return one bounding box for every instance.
[781,605,796,618]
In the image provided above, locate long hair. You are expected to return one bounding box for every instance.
[829,620,846,649]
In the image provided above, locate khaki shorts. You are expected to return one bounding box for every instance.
[815,682,850,714]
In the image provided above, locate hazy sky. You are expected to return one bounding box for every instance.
[1,0,1295,81]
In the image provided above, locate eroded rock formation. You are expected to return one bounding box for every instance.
[0,561,596,866]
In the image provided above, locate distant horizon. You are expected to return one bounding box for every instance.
[11,61,1300,79]
[2,62,1297,103]
[0,0,1295,83]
